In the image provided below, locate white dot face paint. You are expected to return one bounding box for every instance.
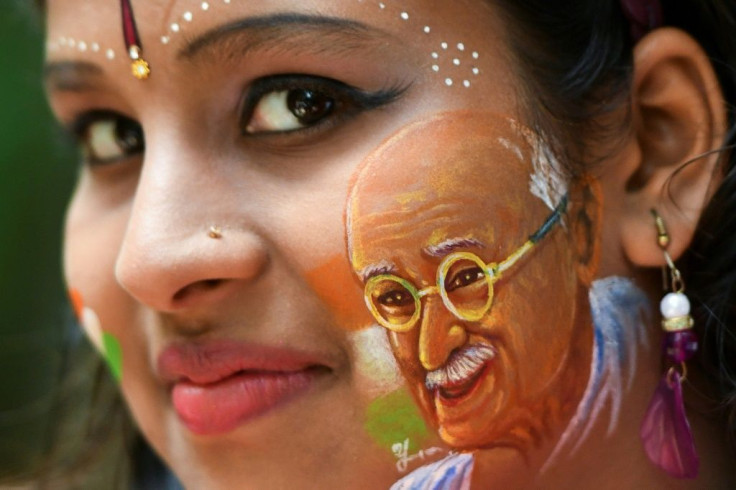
[48,35,117,61]
[143,0,488,92]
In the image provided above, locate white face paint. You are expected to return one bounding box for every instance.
[150,0,485,90]
[542,276,651,471]
[47,36,117,60]
[80,306,104,353]
[349,324,404,399]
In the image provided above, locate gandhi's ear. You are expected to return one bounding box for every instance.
[570,177,603,286]
[604,28,727,268]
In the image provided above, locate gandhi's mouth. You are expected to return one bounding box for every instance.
[425,344,495,400]
[438,363,490,399]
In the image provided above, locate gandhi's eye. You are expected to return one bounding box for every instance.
[377,289,414,307]
[69,111,144,165]
[241,74,406,135]
[445,266,485,292]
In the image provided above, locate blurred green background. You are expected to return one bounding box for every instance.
[0,0,79,479]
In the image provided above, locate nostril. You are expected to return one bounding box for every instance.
[173,278,225,303]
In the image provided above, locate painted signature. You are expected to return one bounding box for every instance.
[392,438,446,473]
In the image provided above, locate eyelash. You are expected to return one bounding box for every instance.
[239,74,409,138]
[67,110,144,167]
[64,74,409,166]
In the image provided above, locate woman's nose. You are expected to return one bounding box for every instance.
[115,144,269,313]
[417,297,468,371]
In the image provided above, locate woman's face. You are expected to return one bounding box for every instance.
[46,0,574,487]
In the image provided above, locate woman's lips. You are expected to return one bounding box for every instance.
[158,341,332,435]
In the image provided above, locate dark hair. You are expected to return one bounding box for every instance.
[491,0,736,446]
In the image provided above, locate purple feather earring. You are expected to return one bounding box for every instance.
[639,210,699,479]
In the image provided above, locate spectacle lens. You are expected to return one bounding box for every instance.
[365,276,420,332]
[439,253,493,321]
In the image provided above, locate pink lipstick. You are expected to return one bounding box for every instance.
[158,341,331,435]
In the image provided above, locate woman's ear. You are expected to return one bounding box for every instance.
[606,28,727,268]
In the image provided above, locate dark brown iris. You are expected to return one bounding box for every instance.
[287,89,334,125]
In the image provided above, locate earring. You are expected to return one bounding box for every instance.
[639,210,699,478]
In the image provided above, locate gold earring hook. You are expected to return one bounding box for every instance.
[650,209,685,293]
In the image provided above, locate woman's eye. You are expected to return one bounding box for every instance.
[71,112,144,165]
[246,88,335,133]
[242,75,407,136]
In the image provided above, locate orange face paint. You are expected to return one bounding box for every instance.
[68,288,84,319]
[304,253,375,331]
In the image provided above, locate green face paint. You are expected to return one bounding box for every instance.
[102,332,123,383]
[364,388,430,452]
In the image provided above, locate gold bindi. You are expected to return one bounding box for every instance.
[121,0,150,80]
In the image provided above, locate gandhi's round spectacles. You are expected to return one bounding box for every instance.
[363,196,568,332]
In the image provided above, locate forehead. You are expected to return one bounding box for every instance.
[45,0,505,89]
[347,113,535,266]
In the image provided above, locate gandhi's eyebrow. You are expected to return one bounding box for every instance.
[44,60,104,93]
[360,261,399,283]
[179,13,389,62]
[422,238,486,258]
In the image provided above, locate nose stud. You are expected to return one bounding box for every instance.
[208,226,222,239]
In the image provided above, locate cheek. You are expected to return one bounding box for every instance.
[387,330,423,383]
[67,288,123,381]
[502,234,581,385]
[349,326,404,399]
[303,253,375,331]
[64,189,136,382]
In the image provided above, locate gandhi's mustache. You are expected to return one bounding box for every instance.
[425,344,496,391]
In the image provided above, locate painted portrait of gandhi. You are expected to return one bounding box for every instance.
[346,111,599,455]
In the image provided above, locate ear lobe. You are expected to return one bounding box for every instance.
[619,28,727,267]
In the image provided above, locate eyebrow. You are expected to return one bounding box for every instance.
[422,238,486,258]
[360,261,399,283]
[178,13,389,62]
[44,60,105,93]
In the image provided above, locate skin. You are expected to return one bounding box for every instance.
[44,0,734,488]
[348,112,593,455]
[46,1,517,488]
